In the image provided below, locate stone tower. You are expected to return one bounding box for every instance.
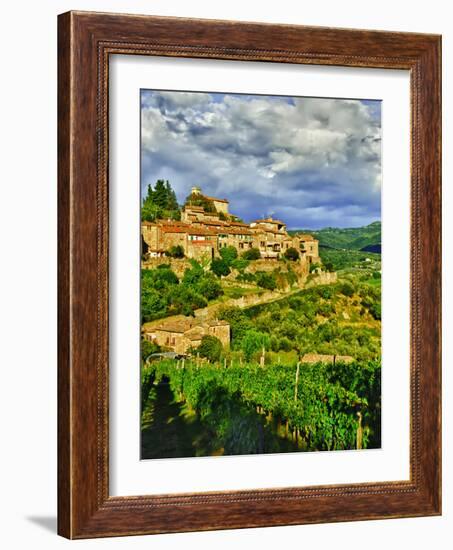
[191,186,202,195]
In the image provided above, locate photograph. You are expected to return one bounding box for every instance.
[140,89,382,459]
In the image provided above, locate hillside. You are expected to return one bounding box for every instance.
[291,221,381,252]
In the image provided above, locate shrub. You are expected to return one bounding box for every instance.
[231,258,250,271]
[241,330,270,362]
[141,287,167,322]
[196,272,223,300]
[219,245,238,264]
[218,306,253,346]
[339,282,354,297]
[154,267,179,286]
[283,247,300,261]
[369,302,381,320]
[277,337,293,351]
[141,339,160,361]
[165,245,185,258]
[211,258,231,277]
[316,285,334,300]
[197,335,223,362]
[255,272,277,291]
[182,261,204,285]
[167,285,207,316]
[242,247,261,260]
[236,271,256,284]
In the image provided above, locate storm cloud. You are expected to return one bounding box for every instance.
[141,90,381,229]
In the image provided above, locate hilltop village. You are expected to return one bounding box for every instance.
[141,186,320,264]
[141,185,330,357]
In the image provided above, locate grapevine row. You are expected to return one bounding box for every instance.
[142,359,381,452]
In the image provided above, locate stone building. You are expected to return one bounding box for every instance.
[189,186,229,214]
[144,317,230,355]
[141,186,320,264]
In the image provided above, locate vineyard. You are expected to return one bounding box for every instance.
[141,358,381,457]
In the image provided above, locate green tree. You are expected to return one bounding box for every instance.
[211,258,231,277]
[141,179,181,221]
[219,246,238,264]
[197,335,223,362]
[153,179,168,208]
[241,330,270,362]
[183,260,204,285]
[283,247,300,261]
[165,180,179,211]
[196,272,223,300]
[255,272,277,291]
[141,339,160,361]
[217,306,253,347]
[242,247,261,260]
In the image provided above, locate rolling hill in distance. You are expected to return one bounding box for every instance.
[290,221,381,253]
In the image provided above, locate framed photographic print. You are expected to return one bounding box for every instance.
[58,11,441,538]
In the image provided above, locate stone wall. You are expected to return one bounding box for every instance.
[306,271,338,287]
[208,323,230,347]
[142,257,191,278]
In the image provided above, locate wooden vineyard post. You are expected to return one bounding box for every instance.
[294,362,300,402]
[356,411,363,450]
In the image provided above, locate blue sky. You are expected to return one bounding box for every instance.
[141,90,381,229]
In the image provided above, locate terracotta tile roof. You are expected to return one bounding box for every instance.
[188,227,217,236]
[161,226,190,234]
[253,218,286,225]
[184,327,205,340]
[158,220,189,226]
[154,319,194,333]
[297,234,315,241]
[204,195,229,203]
[194,220,227,227]
[251,227,285,236]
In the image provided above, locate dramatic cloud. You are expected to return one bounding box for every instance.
[141,90,381,229]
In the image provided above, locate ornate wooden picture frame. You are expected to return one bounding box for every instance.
[58,11,441,539]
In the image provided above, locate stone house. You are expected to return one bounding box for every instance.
[144,317,230,355]
[297,234,320,263]
[250,218,288,259]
